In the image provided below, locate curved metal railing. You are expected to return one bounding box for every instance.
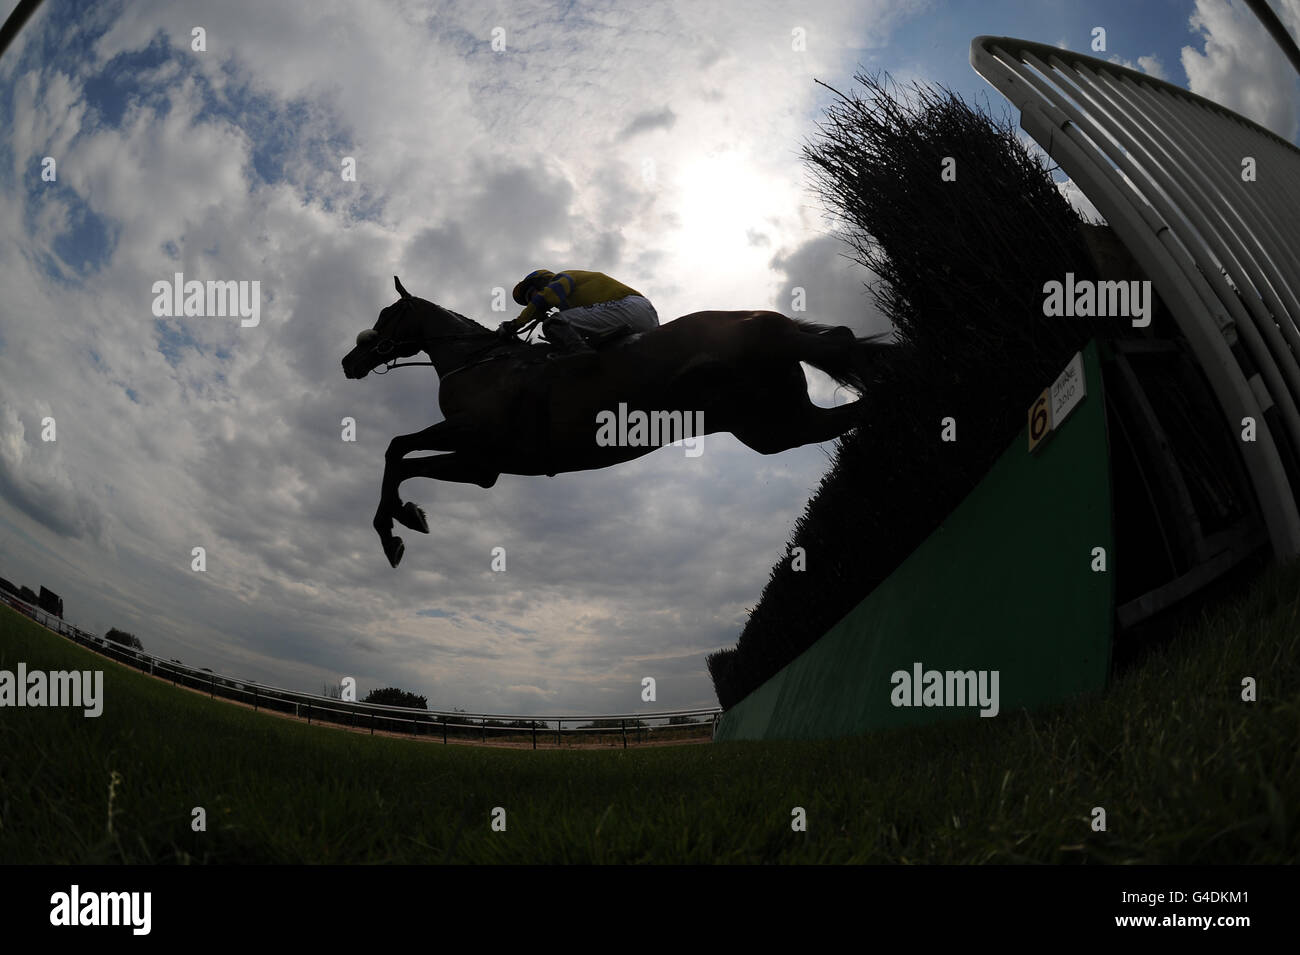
[1,593,721,747]
[971,35,1300,559]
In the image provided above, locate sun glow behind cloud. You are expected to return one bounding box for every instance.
[668,151,796,300]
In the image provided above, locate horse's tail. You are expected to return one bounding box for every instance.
[793,320,897,394]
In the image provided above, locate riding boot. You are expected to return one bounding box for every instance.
[542,316,596,355]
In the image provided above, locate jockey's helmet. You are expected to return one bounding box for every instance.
[513,270,554,306]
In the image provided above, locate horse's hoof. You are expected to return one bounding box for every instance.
[398,501,429,534]
[384,537,405,568]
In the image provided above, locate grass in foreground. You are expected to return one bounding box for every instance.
[1,563,1298,863]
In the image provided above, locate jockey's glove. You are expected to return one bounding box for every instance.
[496,322,518,340]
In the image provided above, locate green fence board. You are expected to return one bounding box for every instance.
[716,341,1114,741]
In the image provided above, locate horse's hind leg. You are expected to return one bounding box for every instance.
[794,400,862,445]
[735,400,861,455]
[730,363,863,454]
[790,321,890,392]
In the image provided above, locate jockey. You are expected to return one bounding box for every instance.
[497,269,659,354]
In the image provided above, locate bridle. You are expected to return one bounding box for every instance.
[369,330,453,374]
[364,307,544,377]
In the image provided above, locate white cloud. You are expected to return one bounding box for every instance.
[1,0,911,713]
[1136,54,1168,80]
[1181,0,1300,140]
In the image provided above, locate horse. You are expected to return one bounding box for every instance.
[342,277,893,567]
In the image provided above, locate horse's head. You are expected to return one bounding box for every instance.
[342,276,487,379]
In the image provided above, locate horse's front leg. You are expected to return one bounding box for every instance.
[372,495,404,569]
[374,420,473,567]
[372,446,416,568]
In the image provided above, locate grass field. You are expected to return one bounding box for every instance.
[2,563,1298,864]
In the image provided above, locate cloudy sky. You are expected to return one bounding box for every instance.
[2,0,1298,716]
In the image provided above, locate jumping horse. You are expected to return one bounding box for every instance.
[342,277,891,567]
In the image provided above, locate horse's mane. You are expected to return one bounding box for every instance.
[437,304,492,336]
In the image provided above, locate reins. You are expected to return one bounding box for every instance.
[372,315,546,377]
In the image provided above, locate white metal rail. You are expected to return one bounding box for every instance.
[1,594,721,746]
[971,35,1300,558]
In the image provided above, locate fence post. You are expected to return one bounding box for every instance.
[370,713,374,736]
[442,718,447,744]
[557,719,562,747]
[482,718,487,743]
[532,723,537,750]
[622,719,627,749]
[307,701,311,724]
[253,686,257,711]
[210,674,215,698]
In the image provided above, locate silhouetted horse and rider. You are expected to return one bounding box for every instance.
[341,272,891,567]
